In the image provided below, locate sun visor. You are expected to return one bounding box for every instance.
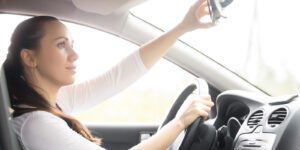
[72,0,146,15]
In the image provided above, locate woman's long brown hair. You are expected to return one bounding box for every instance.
[3,16,101,145]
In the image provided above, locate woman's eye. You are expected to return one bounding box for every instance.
[57,41,66,49]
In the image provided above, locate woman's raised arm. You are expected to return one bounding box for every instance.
[139,0,214,69]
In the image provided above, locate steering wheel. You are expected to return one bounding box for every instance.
[160,84,215,150]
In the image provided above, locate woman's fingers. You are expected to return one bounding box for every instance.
[196,1,216,28]
[197,0,208,14]
[197,103,211,112]
[190,95,213,106]
[195,0,216,28]
[194,100,213,110]
[199,99,214,108]
[190,95,214,117]
[176,93,215,128]
[179,0,215,31]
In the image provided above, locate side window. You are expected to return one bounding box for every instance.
[75,59,196,123]
[0,14,196,124]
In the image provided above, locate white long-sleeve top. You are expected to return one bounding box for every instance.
[12,50,148,150]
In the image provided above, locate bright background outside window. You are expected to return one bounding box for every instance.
[131,0,300,96]
[0,14,196,124]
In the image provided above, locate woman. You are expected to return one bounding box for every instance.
[3,0,214,149]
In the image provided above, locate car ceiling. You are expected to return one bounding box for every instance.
[0,0,145,34]
[72,0,146,15]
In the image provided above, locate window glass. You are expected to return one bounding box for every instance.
[0,14,196,123]
[76,59,195,124]
[131,0,300,96]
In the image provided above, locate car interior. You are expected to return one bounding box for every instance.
[1,0,300,150]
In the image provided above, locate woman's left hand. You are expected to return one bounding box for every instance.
[175,94,214,129]
[179,0,215,32]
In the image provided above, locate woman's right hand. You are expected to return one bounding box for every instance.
[175,94,214,129]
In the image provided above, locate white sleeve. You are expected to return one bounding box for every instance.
[21,111,105,150]
[57,50,148,114]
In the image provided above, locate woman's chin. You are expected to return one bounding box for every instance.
[62,77,76,85]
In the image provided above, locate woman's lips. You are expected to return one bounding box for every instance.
[66,66,76,73]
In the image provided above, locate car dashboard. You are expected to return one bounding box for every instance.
[213,90,300,150]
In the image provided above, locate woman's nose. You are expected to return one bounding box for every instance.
[68,47,79,61]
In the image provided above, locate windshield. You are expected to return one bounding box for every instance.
[131,0,300,96]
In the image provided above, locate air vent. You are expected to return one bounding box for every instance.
[247,110,264,128]
[268,108,287,128]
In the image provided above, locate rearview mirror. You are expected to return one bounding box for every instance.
[207,0,233,23]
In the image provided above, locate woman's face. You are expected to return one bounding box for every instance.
[32,20,78,87]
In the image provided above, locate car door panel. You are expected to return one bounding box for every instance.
[88,124,158,150]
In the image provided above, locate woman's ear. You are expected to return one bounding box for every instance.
[20,49,37,68]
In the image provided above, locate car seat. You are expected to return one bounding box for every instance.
[0,66,22,150]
